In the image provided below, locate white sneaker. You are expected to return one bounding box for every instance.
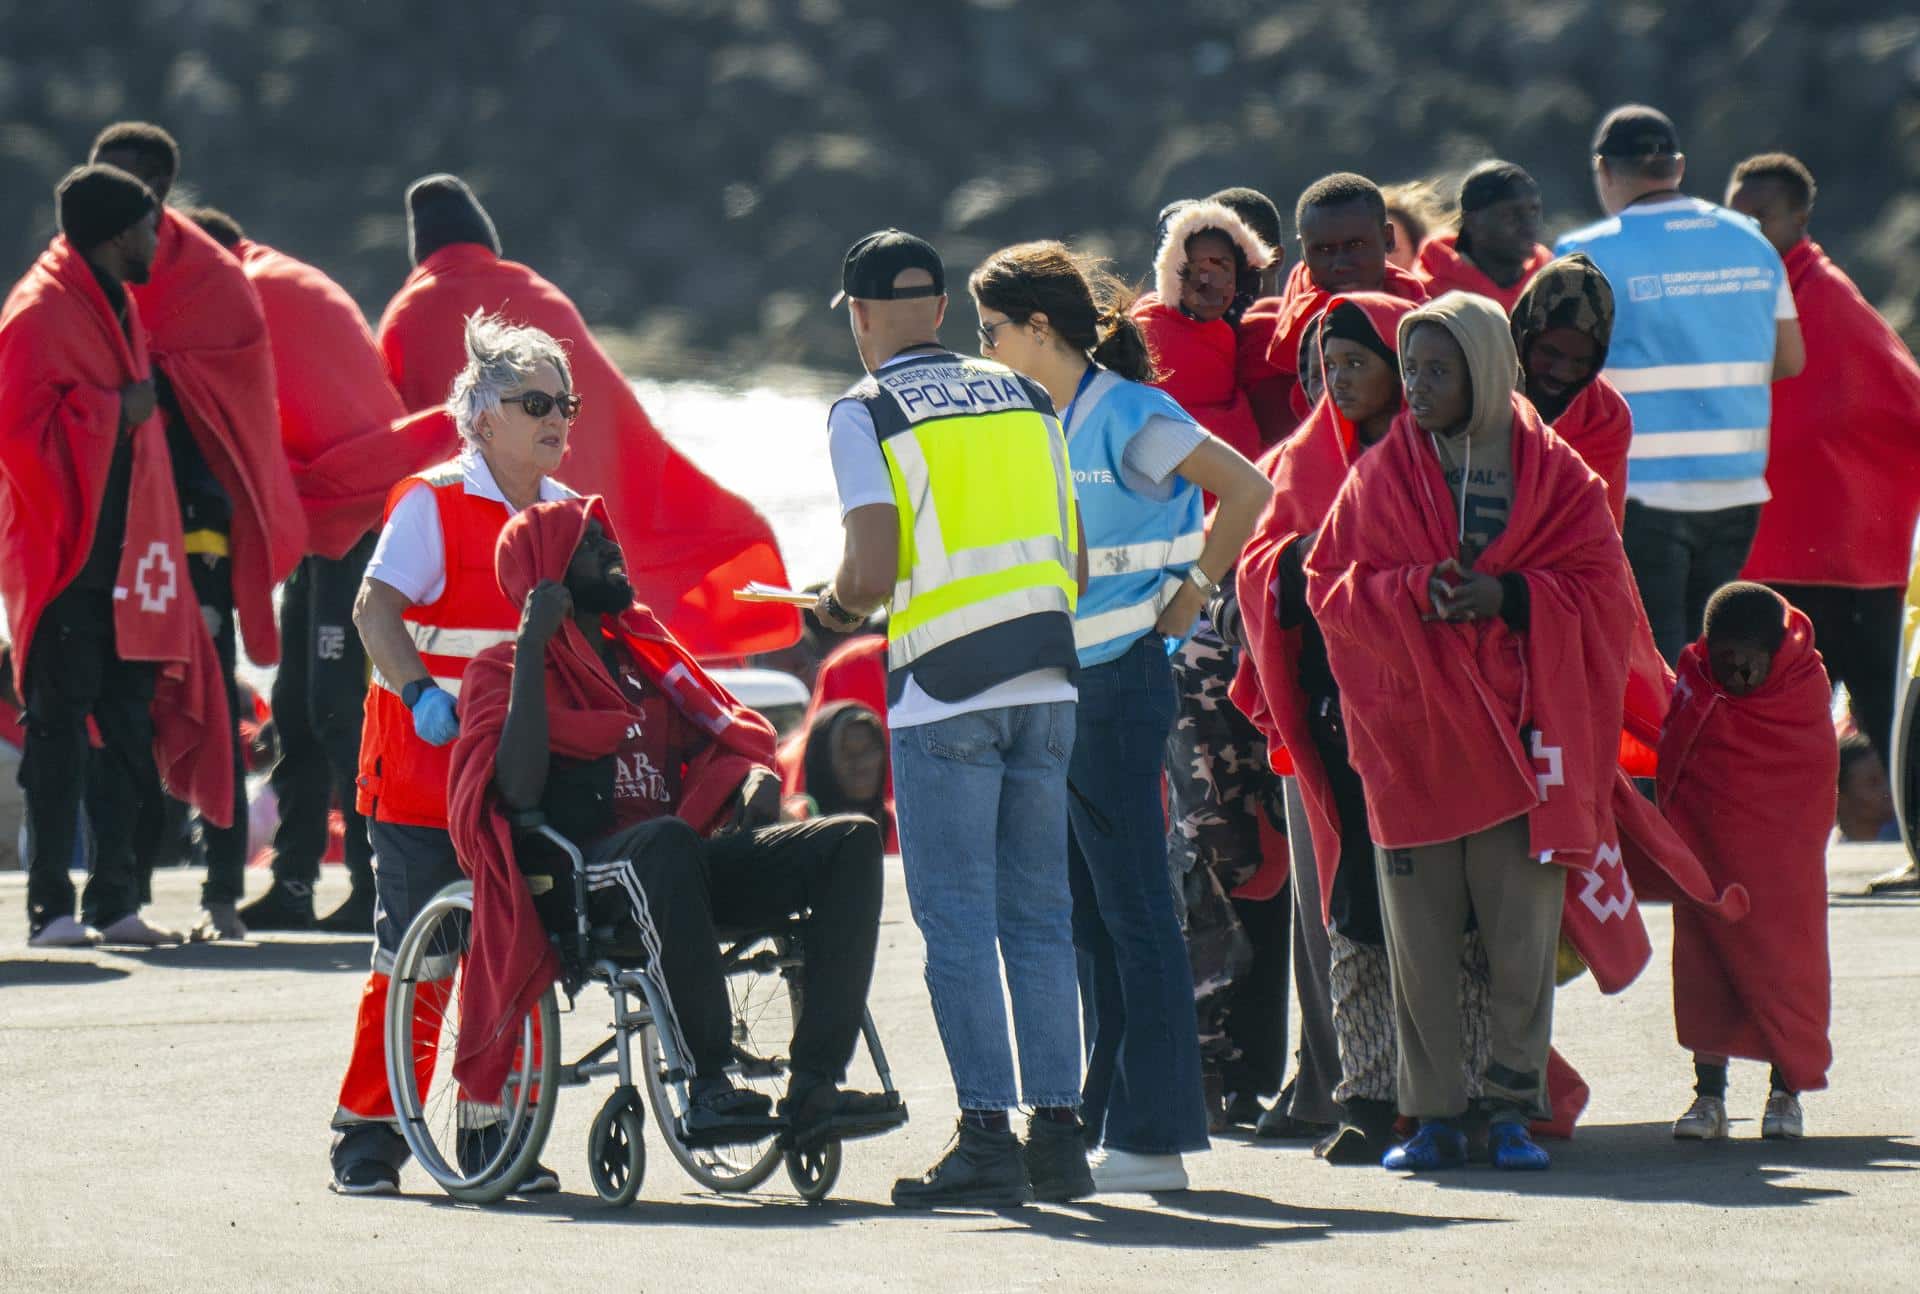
[1672,1093,1729,1140]
[1762,1091,1804,1140]
[1089,1148,1188,1193]
[27,915,102,948]
[98,912,187,947]
[191,902,247,942]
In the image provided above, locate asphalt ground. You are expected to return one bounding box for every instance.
[3,842,1916,1291]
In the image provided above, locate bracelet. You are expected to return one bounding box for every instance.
[823,588,863,627]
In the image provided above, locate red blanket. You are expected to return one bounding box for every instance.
[130,210,304,666]
[1544,377,1631,531]
[236,240,457,558]
[1743,239,1920,588]
[1658,611,1835,1091]
[377,243,797,657]
[1414,235,1553,315]
[0,238,233,823]
[1132,295,1263,462]
[1233,298,1295,451]
[449,496,778,1097]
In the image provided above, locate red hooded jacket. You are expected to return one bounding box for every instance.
[1132,295,1263,462]
[448,497,777,1098]
[376,243,796,657]
[0,237,233,823]
[1742,239,1920,588]
[129,210,304,665]
[235,239,456,558]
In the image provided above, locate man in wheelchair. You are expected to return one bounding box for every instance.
[447,496,896,1153]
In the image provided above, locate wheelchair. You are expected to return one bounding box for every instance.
[384,823,907,1206]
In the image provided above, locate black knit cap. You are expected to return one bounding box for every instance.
[405,173,501,266]
[56,163,156,252]
[1322,300,1396,369]
[1592,104,1681,158]
[1459,160,1539,213]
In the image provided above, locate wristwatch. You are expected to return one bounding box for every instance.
[1185,566,1221,601]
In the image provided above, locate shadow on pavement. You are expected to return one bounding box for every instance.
[0,958,133,987]
[1423,1122,1920,1207]
[134,937,370,974]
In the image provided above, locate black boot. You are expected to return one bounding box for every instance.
[238,878,316,932]
[317,884,375,934]
[1023,1113,1093,1203]
[1316,1098,1398,1165]
[892,1121,1032,1210]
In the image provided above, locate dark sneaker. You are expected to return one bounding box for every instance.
[239,879,315,932]
[780,1081,907,1151]
[1316,1099,1398,1166]
[892,1121,1033,1210]
[317,886,376,934]
[1487,1121,1551,1171]
[681,1080,783,1148]
[1024,1114,1094,1203]
[1381,1121,1468,1172]
[330,1159,400,1196]
[456,1122,559,1194]
[1254,1103,1335,1140]
[1221,1090,1267,1129]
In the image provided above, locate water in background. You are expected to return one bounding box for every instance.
[632,375,845,590]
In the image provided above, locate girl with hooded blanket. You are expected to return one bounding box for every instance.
[1511,254,1633,530]
[1660,583,1835,1141]
[1306,290,1644,1172]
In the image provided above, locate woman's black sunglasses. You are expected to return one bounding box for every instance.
[502,389,583,421]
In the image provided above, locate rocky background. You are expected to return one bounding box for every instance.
[2,0,1917,374]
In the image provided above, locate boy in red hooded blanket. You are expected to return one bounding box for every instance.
[450,497,898,1165]
[1414,161,1554,314]
[375,174,795,659]
[1241,174,1429,434]
[90,123,306,940]
[1662,583,1835,1142]
[1305,291,1742,1173]
[1510,254,1632,529]
[1729,157,1920,883]
[1,165,232,947]
[188,208,458,934]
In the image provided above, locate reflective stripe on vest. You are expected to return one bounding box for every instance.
[1073,574,1183,653]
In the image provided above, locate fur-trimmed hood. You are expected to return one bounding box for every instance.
[1154,200,1276,307]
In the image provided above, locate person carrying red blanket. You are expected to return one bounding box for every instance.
[1661,583,1835,1142]
[1729,154,1920,796]
[1248,174,1428,429]
[91,122,306,939]
[451,496,896,1155]
[1510,253,1633,529]
[375,174,796,658]
[1,165,231,947]
[1414,161,1554,314]
[1305,290,1647,1173]
[185,208,457,935]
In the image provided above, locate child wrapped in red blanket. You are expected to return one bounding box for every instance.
[1661,583,1835,1141]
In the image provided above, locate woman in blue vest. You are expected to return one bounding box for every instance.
[969,241,1272,1190]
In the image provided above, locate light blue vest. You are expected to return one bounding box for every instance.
[1555,197,1785,488]
[1065,369,1206,667]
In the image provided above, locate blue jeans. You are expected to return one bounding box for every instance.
[891,701,1084,1112]
[1070,635,1210,1154]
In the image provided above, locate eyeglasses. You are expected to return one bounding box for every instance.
[977,318,1014,351]
[502,389,583,421]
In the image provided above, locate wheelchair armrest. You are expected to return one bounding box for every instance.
[512,816,585,873]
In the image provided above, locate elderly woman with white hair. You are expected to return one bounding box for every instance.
[327,311,580,1199]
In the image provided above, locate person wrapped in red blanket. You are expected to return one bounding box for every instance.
[1510,254,1632,530]
[1661,583,1835,1141]
[450,496,898,1153]
[1304,290,1659,1172]
[0,166,230,947]
[1413,161,1554,315]
[375,174,796,658]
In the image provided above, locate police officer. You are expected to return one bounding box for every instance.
[815,230,1092,1209]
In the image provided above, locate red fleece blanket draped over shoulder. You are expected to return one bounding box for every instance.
[1414,235,1553,315]
[449,497,778,1097]
[377,244,796,657]
[130,210,304,665]
[1545,377,1631,531]
[0,238,232,822]
[1658,612,1835,1091]
[237,240,456,558]
[1743,239,1920,588]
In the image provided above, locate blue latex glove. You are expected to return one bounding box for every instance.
[410,684,460,746]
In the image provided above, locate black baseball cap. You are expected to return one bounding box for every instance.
[830,228,945,308]
[1592,104,1681,158]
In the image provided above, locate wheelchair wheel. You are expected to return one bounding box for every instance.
[640,931,800,1193]
[588,1087,647,1206]
[784,1142,841,1204]
[387,880,561,1205]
